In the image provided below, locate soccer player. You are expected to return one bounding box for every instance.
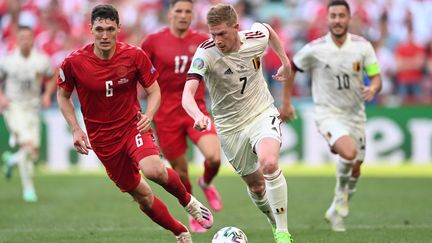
[140,0,222,233]
[0,25,56,202]
[56,4,213,243]
[182,4,295,243]
[284,0,382,232]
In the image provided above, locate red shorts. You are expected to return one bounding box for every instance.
[92,129,160,192]
[154,112,217,161]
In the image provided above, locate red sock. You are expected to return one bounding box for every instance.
[163,168,191,207]
[141,196,188,236]
[182,177,193,194]
[203,160,220,185]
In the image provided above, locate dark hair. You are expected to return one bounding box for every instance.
[170,0,193,8]
[327,0,350,14]
[17,25,33,32]
[91,4,119,25]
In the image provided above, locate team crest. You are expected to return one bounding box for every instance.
[353,62,361,72]
[252,56,261,71]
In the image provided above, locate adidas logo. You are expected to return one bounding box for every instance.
[224,68,233,75]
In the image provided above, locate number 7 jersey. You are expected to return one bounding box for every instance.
[293,33,380,122]
[187,23,276,134]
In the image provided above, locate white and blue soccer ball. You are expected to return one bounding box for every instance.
[212,226,248,243]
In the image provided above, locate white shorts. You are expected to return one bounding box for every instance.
[3,103,41,147]
[316,117,365,162]
[219,107,281,176]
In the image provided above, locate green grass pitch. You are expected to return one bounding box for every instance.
[0,165,431,243]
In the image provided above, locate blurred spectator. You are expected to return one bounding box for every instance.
[394,12,425,104]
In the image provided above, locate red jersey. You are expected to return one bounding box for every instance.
[141,28,208,124]
[57,42,159,146]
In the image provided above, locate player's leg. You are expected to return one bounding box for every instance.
[139,155,213,229]
[348,160,363,200]
[128,177,191,240]
[190,122,222,211]
[16,143,38,202]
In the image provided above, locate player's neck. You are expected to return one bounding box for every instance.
[20,49,31,58]
[93,46,116,60]
[331,34,348,48]
[171,27,188,38]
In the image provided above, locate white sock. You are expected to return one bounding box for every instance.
[264,168,288,232]
[335,158,353,193]
[247,187,276,226]
[17,149,35,192]
[8,150,26,166]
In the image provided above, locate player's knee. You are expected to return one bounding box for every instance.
[205,154,221,167]
[249,183,265,196]
[340,149,357,161]
[143,167,166,183]
[259,155,279,174]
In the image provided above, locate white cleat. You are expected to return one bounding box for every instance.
[325,208,346,232]
[334,189,349,217]
[176,231,193,243]
[184,195,213,229]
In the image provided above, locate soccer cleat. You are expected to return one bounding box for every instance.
[325,208,346,232]
[274,230,293,243]
[197,177,223,211]
[189,216,207,233]
[176,231,193,243]
[1,151,13,180]
[334,189,349,217]
[184,195,213,229]
[23,189,38,203]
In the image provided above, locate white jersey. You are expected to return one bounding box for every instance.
[188,23,277,134]
[293,33,379,123]
[0,48,54,106]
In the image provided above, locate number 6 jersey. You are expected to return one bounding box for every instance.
[57,42,159,146]
[293,33,380,123]
[187,23,277,134]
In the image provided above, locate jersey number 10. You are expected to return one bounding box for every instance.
[336,74,350,90]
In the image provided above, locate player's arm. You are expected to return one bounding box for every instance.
[42,68,58,108]
[57,87,91,154]
[0,64,8,111]
[182,78,210,131]
[262,23,296,121]
[363,73,382,102]
[137,81,160,133]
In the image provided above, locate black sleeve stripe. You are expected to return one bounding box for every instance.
[187,73,204,82]
[293,62,304,73]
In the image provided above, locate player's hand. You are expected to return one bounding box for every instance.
[363,86,377,102]
[137,111,151,134]
[279,104,297,122]
[72,128,92,155]
[272,65,291,82]
[194,115,211,132]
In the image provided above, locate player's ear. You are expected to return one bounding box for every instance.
[234,23,240,31]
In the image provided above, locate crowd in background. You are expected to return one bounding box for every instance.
[1,0,431,106]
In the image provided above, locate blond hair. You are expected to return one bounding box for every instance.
[206,4,238,26]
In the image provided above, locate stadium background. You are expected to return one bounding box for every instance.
[1,0,431,170]
[1,1,432,243]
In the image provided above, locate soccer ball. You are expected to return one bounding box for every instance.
[212,226,248,243]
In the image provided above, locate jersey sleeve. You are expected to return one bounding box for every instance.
[187,47,208,82]
[57,58,75,92]
[247,23,270,55]
[293,44,313,72]
[136,49,159,88]
[364,42,381,77]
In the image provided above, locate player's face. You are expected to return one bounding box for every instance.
[327,5,350,38]
[91,18,120,52]
[209,22,240,53]
[17,29,34,55]
[169,1,193,32]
